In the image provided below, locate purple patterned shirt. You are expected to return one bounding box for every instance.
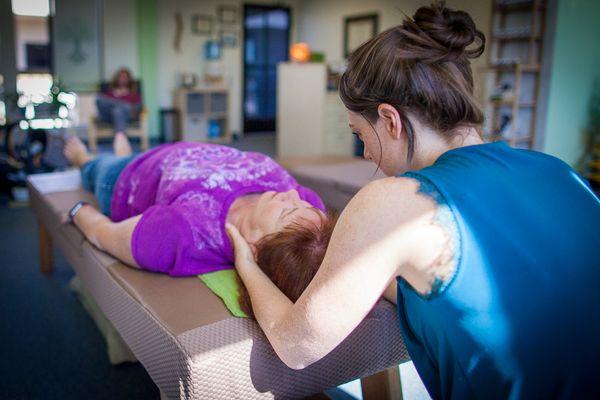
[110,142,325,276]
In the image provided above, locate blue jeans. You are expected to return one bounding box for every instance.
[96,95,141,134]
[81,154,136,216]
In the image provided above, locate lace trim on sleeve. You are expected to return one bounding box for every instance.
[402,171,462,299]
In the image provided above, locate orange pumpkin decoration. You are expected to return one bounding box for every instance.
[290,43,311,63]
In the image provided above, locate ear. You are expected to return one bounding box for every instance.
[377,104,403,141]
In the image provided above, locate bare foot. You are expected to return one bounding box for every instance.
[64,137,93,167]
[113,132,133,156]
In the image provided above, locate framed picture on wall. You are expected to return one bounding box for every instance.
[344,13,379,58]
[191,14,213,35]
[217,5,238,24]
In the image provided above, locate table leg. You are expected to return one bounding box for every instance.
[38,220,53,274]
[361,366,403,400]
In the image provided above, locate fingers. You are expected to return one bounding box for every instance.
[225,223,256,264]
[225,223,244,247]
[225,223,249,250]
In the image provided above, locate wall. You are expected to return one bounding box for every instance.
[136,0,159,138]
[103,0,138,80]
[541,0,600,166]
[119,0,491,139]
[155,0,299,137]
[296,0,493,101]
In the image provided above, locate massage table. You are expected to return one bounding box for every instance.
[27,156,408,399]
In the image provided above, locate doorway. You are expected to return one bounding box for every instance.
[242,4,290,133]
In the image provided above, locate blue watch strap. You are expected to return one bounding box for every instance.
[68,201,89,223]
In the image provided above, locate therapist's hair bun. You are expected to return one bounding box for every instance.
[339,1,486,164]
[412,2,485,58]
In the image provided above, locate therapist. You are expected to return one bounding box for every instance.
[227,2,600,398]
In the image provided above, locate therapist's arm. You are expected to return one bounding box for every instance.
[72,204,142,268]
[228,176,433,369]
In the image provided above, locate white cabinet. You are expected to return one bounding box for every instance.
[276,62,353,157]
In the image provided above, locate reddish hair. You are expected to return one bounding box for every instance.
[238,212,338,319]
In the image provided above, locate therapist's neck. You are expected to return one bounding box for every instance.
[409,122,484,171]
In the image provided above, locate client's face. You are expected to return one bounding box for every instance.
[250,189,323,239]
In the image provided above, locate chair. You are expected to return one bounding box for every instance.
[88,81,149,152]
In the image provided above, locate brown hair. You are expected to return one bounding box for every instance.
[110,67,137,92]
[238,212,337,319]
[339,1,485,163]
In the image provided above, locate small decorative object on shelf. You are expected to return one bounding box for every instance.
[208,119,221,139]
[490,82,514,102]
[496,114,512,137]
[290,43,311,63]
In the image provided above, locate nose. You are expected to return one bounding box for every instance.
[286,189,300,200]
[277,189,298,201]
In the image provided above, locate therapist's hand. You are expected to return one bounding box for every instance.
[225,223,258,272]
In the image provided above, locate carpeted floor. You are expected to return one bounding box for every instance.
[0,202,159,400]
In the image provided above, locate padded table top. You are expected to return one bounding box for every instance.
[29,184,231,336]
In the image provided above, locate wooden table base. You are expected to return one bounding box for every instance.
[37,220,53,274]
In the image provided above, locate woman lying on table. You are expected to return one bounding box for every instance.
[63,134,335,315]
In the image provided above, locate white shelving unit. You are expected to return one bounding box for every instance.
[174,87,231,143]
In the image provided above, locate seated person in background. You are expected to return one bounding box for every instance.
[96,68,142,136]
[62,135,330,306]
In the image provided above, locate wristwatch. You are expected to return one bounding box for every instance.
[68,201,89,223]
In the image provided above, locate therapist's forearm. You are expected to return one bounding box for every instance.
[236,261,302,363]
[237,260,292,326]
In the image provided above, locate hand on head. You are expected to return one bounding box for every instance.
[225,223,257,267]
[229,209,337,319]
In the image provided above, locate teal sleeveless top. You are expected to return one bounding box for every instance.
[396,141,600,399]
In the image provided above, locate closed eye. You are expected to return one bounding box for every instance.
[278,207,298,221]
[284,208,298,219]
